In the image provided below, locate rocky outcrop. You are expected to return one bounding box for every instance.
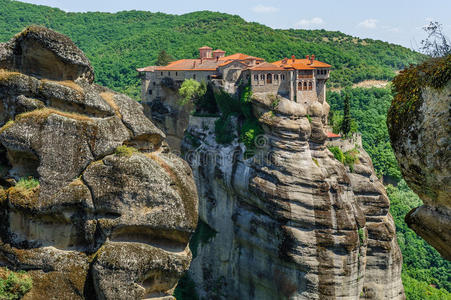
[143,88,193,152]
[182,93,404,299]
[0,26,198,299]
[387,55,450,260]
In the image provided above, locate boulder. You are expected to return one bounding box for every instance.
[0,26,198,299]
[387,55,450,260]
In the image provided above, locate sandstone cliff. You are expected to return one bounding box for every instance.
[182,93,405,299]
[0,26,198,299]
[387,55,450,260]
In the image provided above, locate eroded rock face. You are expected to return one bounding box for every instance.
[182,94,404,299]
[387,57,450,260]
[0,26,198,299]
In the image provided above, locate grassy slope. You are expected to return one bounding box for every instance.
[0,0,423,99]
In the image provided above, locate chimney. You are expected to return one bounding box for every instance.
[311,54,315,62]
[305,55,310,60]
[291,55,296,62]
[282,57,288,64]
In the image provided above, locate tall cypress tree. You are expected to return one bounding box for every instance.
[156,50,173,66]
[341,93,351,136]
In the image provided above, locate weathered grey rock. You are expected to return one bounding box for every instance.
[387,57,450,260]
[182,95,404,299]
[0,27,197,299]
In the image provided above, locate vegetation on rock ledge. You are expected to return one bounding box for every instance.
[388,54,451,145]
[0,268,32,300]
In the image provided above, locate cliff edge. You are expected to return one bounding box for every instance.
[387,55,451,260]
[182,91,405,299]
[0,26,198,299]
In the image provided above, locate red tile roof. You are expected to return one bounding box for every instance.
[152,58,219,71]
[219,53,264,61]
[199,46,212,50]
[273,58,331,70]
[327,132,341,138]
[213,49,225,53]
[249,62,285,71]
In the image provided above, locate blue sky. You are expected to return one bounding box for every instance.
[20,0,451,49]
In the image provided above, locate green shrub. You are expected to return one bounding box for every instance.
[240,119,264,153]
[178,79,207,106]
[358,228,365,246]
[0,268,33,300]
[15,177,39,190]
[328,146,344,163]
[114,145,138,157]
[343,148,359,172]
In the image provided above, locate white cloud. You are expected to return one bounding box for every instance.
[295,17,324,28]
[358,19,378,29]
[252,4,279,13]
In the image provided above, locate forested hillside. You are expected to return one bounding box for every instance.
[0,0,423,99]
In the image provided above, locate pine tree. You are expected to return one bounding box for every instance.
[156,50,173,66]
[341,93,351,136]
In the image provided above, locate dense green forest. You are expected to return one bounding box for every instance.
[0,0,424,99]
[327,87,401,180]
[0,1,448,299]
[328,88,450,299]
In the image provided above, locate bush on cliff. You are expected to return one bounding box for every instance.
[0,268,32,300]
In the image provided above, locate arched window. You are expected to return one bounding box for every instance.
[298,82,302,90]
[168,72,171,76]
[266,73,272,84]
[281,74,285,80]
[260,74,265,80]
[274,74,279,81]
[308,82,313,90]
[193,74,196,80]
[303,82,307,90]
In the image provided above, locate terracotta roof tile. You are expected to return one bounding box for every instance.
[273,58,331,69]
[327,132,341,138]
[250,62,285,71]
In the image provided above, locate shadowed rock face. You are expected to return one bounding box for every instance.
[387,56,450,260]
[182,93,405,299]
[0,26,198,299]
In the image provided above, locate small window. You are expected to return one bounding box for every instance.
[317,70,320,75]
[176,72,178,76]
[193,74,196,80]
[298,82,302,90]
[303,82,307,90]
[153,82,156,86]
[274,74,279,81]
[161,72,163,76]
[168,72,171,76]
[254,74,258,81]
[148,89,152,95]
[308,82,313,90]
[281,74,285,80]
[260,74,265,80]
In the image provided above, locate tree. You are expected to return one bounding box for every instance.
[156,50,173,66]
[341,92,351,136]
[420,21,451,57]
[178,79,206,105]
